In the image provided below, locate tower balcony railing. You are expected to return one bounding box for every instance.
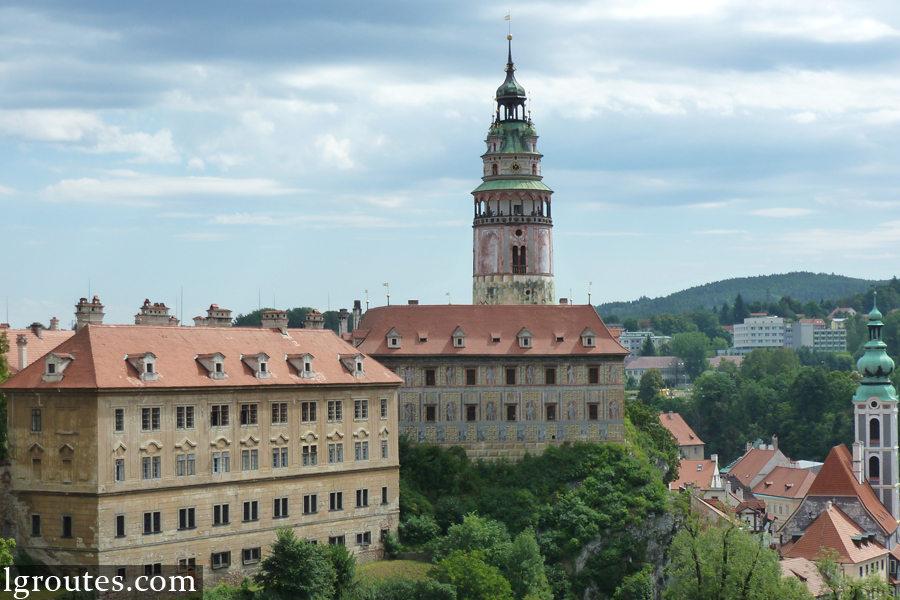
[512,266,527,274]
[474,215,552,226]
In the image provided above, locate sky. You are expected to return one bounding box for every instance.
[3,0,900,327]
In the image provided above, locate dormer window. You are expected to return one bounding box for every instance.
[517,327,533,349]
[581,328,597,348]
[126,352,158,382]
[286,353,315,379]
[196,353,227,380]
[43,353,74,383]
[386,328,402,349]
[417,331,428,343]
[241,353,271,380]
[452,326,467,349]
[340,354,366,378]
[490,332,501,343]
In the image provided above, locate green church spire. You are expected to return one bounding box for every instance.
[853,292,897,403]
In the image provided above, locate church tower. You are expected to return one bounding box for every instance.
[853,293,899,521]
[472,36,554,305]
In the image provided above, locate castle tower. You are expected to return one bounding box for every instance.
[853,292,899,521]
[472,35,554,305]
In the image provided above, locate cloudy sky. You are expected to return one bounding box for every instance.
[3,0,900,327]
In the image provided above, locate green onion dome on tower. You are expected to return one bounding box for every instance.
[853,292,897,403]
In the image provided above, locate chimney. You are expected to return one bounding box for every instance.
[261,310,289,334]
[746,441,752,453]
[304,310,325,330]
[772,434,778,452]
[338,308,350,336]
[852,441,864,484]
[75,296,105,332]
[49,317,59,331]
[16,334,27,371]
[407,300,419,305]
[30,322,43,340]
[559,298,568,305]
[352,300,362,330]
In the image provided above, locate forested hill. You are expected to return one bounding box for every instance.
[596,272,885,320]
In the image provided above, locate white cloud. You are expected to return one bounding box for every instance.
[315,134,355,169]
[748,207,816,217]
[0,184,16,195]
[791,112,817,123]
[692,229,749,235]
[745,15,898,43]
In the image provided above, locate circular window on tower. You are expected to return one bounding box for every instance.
[515,229,523,237]
[871,400,879,408]
[525,290,531,295]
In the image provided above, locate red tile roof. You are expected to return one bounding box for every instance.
[625,356,683,371]
[1,325,402,390]
[752,467,817,500]
[728,449,780,484]
[707,355,744,369]
[356,305,628,357]
[780,557,827,597]
[805,445,897,535]
[1,328,76,374]
[782,504,888,564]
[658,412,703,446]
[669,459,718,491]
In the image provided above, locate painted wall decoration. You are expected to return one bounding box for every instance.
[476,229,501,275]
[535,227,552,274]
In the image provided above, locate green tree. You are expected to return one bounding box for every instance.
[625,399,680,483]
[430,551,514,600]
[665,520,811,600]
[637,369,665,406]
[668,332,710,381]
[0,538,13,568]
[639,336,656,357]
[622,318,640,332]
[817,551,893,600]
[433,515,511,564]
[733,293,750,323]
[502,529,553,600]
[355,579,457,600]
[325,542,357,599]
[254,528,335,600]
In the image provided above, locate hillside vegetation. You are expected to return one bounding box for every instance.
[596,272,884,320]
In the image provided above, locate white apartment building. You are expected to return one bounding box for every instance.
[732,316,785,354]
[618,331,672,356]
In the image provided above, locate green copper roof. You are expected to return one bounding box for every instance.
[497,40,526,101]
[487,121,539,155]
[472,179,552,194]
[853,292,897,404]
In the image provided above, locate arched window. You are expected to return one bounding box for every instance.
[512,246,520,271]
[519,246,527,271]
[870,418,881,444]
[870,455,881,481]
[532,164,537,175]
[491,164,498,176]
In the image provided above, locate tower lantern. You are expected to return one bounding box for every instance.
[472,36,555,305]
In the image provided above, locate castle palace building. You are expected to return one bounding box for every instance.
[355,304,629,461]
[473,36,555,305]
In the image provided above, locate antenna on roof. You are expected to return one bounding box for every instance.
[588,281,593,306]
[181,286,184,326]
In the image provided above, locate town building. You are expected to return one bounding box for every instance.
[472,36,555,305]
[721,437,792,489]
[134,299,179,327]
[658,412,704,460]
[617,331,671,356]
[624,356,684,386]
[750,466,817,530]
[784,319,847,352]
[0,322,402,581]
[731,316,785,354]
[1,321,74,375]
[706,355,743,370]
[730,314,846,355]
[354,303,628,461]
[668,455,721,492]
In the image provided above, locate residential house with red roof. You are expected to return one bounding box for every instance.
[722,438,793,489]
[658,412,704,460]
[354,303,629,460]
[752,466,817,531]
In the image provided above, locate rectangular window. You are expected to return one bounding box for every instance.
[31,515,41,537]
[466,405,477,422]
[61,516,73,538]
[302,401,317,423]
[240,404,258,426]
[328,443,343,464]
[381,439,388,459]
[141,407,161,431]
[506,405,517,422]
[545,368,556,385]
[178,507,196,530]
[588,404,599,421]
[546,404,557,421]
[272,402,288,425]
[210,405,229,427]
[243,501,259,522]
[242,548,261,565]
[382,486,388,505]
[425,369,436,386]
[32,459,41,480]
[142,456,162,480]
[425,406,436,422]
[330,491,343,511]
[212,451,230,474]
[176,454,196,477]
[31,409,41,432]
[506,368,516,385]
[589,367,599,384]
[211,552,231,570]
[355,400,369,420]
[329,536,345,546]
[144,564,162,577]
[327,400,343,422]
[114,408,124,433]
[466,368,477,386]
[355,441,369,461]
[303,444,318,466]
[356,489,369,508]
[143,511,161,534]
[356,531,372,546]
[381,398,388,419]
[213,504,230,526]
[304,494,318,515]
[273,497,289,519]
[242,449,259,471]
[176,406,195,429]
[272,447,288,469]
[115,458,125,482]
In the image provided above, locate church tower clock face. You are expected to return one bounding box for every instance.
[471,35,555,306]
